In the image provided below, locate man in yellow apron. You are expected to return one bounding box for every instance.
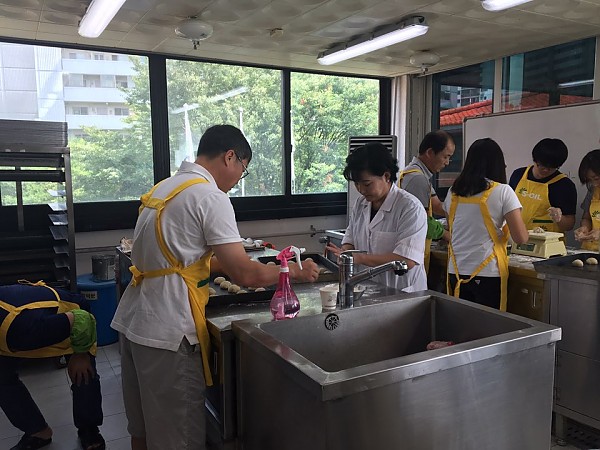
[509,138,577,232]
[111,125,319,450]
[0,282,105,450]
[398,130,454,271]
[575,149,600,250]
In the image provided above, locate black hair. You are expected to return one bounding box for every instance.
[343,143,399,183]
[532,138,568,168]
[578,149,600,184]
[418,130,454,155]
[451,138,507,197]
[197,124,252,162]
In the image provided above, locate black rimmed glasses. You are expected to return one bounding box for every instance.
[235,152,250,179]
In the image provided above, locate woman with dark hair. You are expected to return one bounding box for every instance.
[443,138,528,310]
[326,143,428,292]
[574,149,600,250]
[508,138,577,232]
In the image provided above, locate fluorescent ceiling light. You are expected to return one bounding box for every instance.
[78,0,127,38]
[481,0,533,12]
[557,79,594,89]
[317,16,428,66]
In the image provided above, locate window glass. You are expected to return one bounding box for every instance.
[0,44,153,205]
[432,61,495,196]
[502,38,595,111]
[290,73,379,194]
[166,60,283,197]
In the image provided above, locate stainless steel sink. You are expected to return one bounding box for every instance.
[233,292,561,450]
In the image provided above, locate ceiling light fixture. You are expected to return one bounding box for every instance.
[78,0,127,38]
[317,16,428,66]
[175,17,214,49]
[481,0,533,12]
[409,51,440,74]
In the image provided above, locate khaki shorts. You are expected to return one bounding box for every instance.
[120,335,206,449]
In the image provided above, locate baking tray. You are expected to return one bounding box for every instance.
[206,276,275,308]
[533,253,600,281]
[256,253,338,283]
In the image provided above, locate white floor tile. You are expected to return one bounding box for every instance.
[100,412,129,442]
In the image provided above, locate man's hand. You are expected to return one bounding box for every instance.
[548,207,562,223]
[575,226,593,241]
[67,353,95,386]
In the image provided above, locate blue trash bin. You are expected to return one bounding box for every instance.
[77,274,118,346]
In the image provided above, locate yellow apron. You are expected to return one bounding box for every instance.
[582,186,600,251]
[515,166,566,232]
[0,280,97,358]
[446,182,510,311]
[398,168,432,272]
[129,178,215,386]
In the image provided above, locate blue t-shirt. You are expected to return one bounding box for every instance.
[509,167,577,216]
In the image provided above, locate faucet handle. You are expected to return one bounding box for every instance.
[339,249,366,262]
[393,260,409,276]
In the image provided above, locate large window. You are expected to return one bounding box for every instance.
[432,61,495,197]
[290,73,379,194]
[166,60,283,197]
[502,38,595,111]
[0,44,153,206]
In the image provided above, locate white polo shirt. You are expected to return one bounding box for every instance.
[342,183,428,293]
[111,161,242,351]
[443,183,522,277]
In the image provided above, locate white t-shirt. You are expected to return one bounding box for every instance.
[342,183,428,293]
[443,183,522,277]
[111,161,242,351]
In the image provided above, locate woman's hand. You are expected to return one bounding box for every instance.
[575,226,593,241]
[67,353,95,386]
[325,243,343,259]
[290,259,319,282]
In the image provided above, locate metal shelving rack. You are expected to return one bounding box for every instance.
[0,145,76,291]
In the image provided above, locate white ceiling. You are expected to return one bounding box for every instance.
[0,0,599,77]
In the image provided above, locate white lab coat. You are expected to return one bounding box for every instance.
[342,183,428,293]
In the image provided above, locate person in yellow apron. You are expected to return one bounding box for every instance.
[398,131,454,272]
[111,125,319,450]
[444,138,529,311]
[575,149,600,250]
[0,282,105,450]
[509,138,577,232]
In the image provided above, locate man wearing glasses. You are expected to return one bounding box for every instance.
[509,138,577,232]
[112,124,319,450]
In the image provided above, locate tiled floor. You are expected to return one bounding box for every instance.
[0,343,130,449]
[0,343,590,449]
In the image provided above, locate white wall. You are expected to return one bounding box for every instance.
[75,215,346,275]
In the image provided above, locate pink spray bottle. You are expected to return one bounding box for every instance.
[270,245,303,320]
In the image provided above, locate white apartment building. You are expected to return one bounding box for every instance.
[0,43,134,138]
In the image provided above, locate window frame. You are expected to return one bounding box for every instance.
[0,38,390,232]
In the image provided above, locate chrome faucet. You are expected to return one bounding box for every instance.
[338,250,409,309]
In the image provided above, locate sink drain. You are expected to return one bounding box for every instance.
[324,313,339,330]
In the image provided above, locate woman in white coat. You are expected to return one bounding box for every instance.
[327,143,428,293]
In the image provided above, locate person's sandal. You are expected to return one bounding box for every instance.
[10,434,52,450]
[78,428,106,450]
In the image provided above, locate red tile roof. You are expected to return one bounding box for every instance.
[440,92,590,127]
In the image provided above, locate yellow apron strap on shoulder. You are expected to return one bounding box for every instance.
[547,173,567,185]
[139,179,165,214]
[398,167,423,187]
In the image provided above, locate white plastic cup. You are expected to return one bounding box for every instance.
[319,283,338,310]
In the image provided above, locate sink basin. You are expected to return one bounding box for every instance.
[233,291,561,450]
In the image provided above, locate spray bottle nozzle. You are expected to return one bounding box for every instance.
[276,245,304,270]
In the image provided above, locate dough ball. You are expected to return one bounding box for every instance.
[319,267,329,274]
[532,227,544,234]
[254,287,266,292]
[220,280,232,290]
[267,261,276,266]
[247,287,256,291]
[571,259,584,267]
[305,257,313,262]
[214,276,226,285]
[586,257,598,265]
[208,287,216,295]
[236,289,248,294]
[228,284,241,294]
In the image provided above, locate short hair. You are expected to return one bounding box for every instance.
[418,130,454,155]
[532,138,568,168]
[343,143,399,183]
[197,124,252,162]
[451,138,507,197]
[578,149,600,184]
